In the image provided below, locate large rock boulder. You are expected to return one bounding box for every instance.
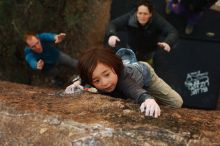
[0,80,220,145]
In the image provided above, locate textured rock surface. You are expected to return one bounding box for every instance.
[0,81,220,146]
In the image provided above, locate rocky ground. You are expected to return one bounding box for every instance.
[0,80,220,146]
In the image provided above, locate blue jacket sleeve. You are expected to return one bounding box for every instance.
[37,33,56,42]
[24,48,37,70]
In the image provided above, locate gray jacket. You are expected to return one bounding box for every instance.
[108,62,153,104]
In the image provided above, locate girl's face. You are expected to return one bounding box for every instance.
[92,62,118,93]
[136,5,152,26]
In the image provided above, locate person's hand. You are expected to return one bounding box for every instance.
[157,42,171,52]
[36,59,44,70]
[55,33,66,44]
[108,35,120,47]
[140,98,161,118]
[64,80,83,94]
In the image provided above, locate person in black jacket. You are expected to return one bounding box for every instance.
[106,0,178,63]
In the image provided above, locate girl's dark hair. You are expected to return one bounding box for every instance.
[135,0,153,13]
[78,47,124,85]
